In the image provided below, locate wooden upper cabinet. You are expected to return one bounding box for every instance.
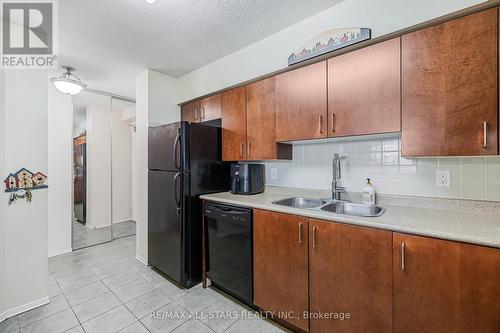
[328,38,401,137]
[309,220,393,333]
[402,8,498,157]
[254,210,309,332]
[276,61,328,141]
[221,87,247,161]
[247,77,292,160]
[200,94,221,122]
[393,233,500,333]
[181,99,200,123]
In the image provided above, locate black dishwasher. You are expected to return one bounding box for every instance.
[204,203,253,305]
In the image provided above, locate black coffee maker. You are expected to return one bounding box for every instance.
[230,163,265,195]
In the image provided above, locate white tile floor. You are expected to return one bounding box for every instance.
[72,220,136,249]
[0,235,288,333]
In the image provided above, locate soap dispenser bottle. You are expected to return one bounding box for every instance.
[363,178,376,205]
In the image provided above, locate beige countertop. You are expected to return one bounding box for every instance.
[200,187,500,249]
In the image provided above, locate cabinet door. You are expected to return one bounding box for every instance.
[309,220,393,333]
[200,94,221,122]
[254,210,309,332]
[402,9,498,156]
[393,233,500,333]
[328,38,401,137]
[247,77,277,160]
[276,61,328,141]
[221,87,247,161]
[181,100,200,123]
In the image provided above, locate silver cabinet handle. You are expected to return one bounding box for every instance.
[312,226,318,248]
[318,115,324,134]
[298,223,303,245]
[239,142,244,158]
[247,142,251,158]
[483,121,487,148]
[194,107,199,121]
[331,113,335,133]
[201,107,206,120]
[401,241,405,271]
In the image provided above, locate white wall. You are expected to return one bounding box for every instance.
[135,70,179,264]
[112,108,132,223]
[135,71,149,264]
[0,69,6,319]
[86,105,112,229]
[176,0,484,102]
[47,77,73,257]
[1,70,49,321]
[148,70,180,125]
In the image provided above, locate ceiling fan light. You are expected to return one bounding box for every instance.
[50,66,87,95]
[51,78,86,95]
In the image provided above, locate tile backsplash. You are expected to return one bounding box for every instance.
[263,135,500,202]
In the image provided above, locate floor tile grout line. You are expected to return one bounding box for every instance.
[223,318,241,333]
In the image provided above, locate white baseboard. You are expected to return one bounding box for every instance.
[0,296,49,323]
[48,248,72,258]
[135,254,148,266]
[113,219,134,224]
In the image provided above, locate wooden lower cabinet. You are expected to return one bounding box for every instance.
[393,233,500,333]
[253,210,309,332]
[309,219,393,333]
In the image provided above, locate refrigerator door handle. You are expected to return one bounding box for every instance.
[173,132,181,170]
[174,172,182,215]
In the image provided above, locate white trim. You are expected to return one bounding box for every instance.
[48,248,72,258]
[0,296,49,323]
[135,254,148,266]
[112,219,134,224]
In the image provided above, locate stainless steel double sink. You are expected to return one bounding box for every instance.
[272,197,385,217]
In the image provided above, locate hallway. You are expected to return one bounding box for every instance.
[0,236,287,333]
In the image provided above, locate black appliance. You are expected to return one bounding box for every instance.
[230,163,265,195]
[204,203,253,305]
[148,121,230,288]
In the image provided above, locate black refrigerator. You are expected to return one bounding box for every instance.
[148,121,230,288]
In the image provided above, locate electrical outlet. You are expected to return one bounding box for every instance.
[436,169,450,188]
[271,167,278,180]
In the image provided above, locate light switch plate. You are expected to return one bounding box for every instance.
[271,167,278,180]
[436,169,450,188]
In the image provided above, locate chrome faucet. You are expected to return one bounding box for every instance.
[332,153,345,201]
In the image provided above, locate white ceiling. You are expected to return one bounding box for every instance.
[58,0,344,97]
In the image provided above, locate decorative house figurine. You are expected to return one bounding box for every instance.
[17,168,34,189]
[4,174,17,190]
[32,172,47,186]
[4,168,48,203]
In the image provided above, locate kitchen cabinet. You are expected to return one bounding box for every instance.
[181,94,221,123]
[393,233,500,333]
[309,219,393,333]
[221,87,247,161]
[199,94,221,122]
[181,99,200,123]
[276,61,328,141]
[328,38,401,137]
[253,210,309,332]
[402,8,498,156]
[247,77,292,160]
